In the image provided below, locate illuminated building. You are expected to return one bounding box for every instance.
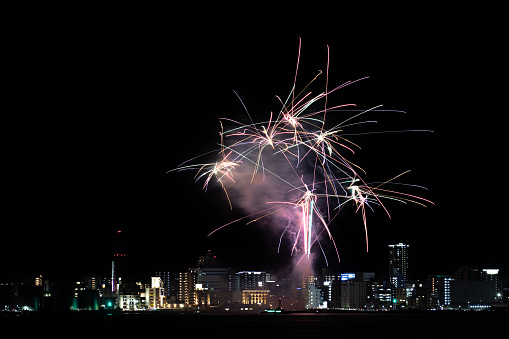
[195,284,210,307]
[146,287,164,309]
[151,277,162,288]
[117,281,144,311]
[428,275,453,309]
[119,294,140,311]
[370,281,392,310]
[146,277,165,309]
[388,243,409,284]
[178,270,196,305]
[306,284,322,309]
[242,289,270,305]
[388,243,409,309]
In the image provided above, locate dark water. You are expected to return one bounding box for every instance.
[1,311,507,338]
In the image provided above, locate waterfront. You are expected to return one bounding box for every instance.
[2,311,506,338]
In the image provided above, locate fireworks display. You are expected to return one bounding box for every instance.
[171,39,433,265]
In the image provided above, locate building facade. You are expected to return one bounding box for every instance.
[178,270,196,305]
[242,290,270,306]
[388,243,409,283]
[341,281,367,309]
[235,271,268,291]
[196,267,231,306]
[306,284,322,309]
[428,275,453,309]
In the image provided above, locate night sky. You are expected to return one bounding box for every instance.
[2,11,505,282]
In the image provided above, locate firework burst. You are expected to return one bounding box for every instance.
[170,38,433,265]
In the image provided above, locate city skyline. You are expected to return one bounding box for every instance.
[1,245,506,313]
[2,18,506,284]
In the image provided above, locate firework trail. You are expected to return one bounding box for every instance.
[170,39,433,265]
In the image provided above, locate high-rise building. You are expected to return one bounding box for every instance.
[178,270,197,305]
[388,243,409,283]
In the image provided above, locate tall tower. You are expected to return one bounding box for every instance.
[111,228,126,293]
[388,243,409,284]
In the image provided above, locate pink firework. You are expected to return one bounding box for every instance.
[170,38,433,265]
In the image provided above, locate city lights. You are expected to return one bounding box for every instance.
[1,247,504,313]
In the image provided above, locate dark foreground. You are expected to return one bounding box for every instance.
[1,311,507,338]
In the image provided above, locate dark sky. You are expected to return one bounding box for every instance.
[1,11,506,282]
